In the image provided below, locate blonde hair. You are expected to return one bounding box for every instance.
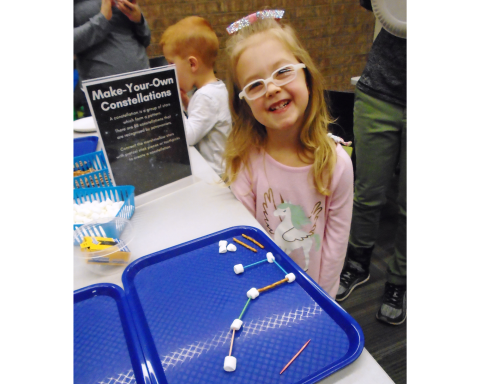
[223,18,337,195]
[160,16,219,68]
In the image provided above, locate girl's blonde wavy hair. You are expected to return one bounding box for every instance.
[222,18,337,196]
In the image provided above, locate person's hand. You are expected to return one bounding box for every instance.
[100,0,114,21]
[180,89,190,110]
[116,0,143,23]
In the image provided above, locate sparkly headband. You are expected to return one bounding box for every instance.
[226,10,285,35]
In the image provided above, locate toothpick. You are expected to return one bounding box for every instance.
[279,339,311,375]
[241,234,265,249]
[233,238,257,252]
[229,329,235,356]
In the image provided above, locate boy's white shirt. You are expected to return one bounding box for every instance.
[184,80,232,175]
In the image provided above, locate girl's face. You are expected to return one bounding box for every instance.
[235,33,309,136]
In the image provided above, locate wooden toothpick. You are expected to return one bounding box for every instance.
[229,329,236,356]
[233,238,257,252]
[241,234,265,249]
[279,339,311,375]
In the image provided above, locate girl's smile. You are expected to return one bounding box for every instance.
[235,33,309,136]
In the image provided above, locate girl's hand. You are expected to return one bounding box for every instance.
[100,0,114,20]
[116,0,143,23]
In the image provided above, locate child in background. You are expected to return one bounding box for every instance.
[223,12,353,299]
[160,16,232,175]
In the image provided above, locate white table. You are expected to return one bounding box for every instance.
[73,130,394,384]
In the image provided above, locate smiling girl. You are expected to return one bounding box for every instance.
[222,12,354,298]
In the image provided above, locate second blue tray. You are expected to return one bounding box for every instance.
[74,283,151,384]
[122,226,364,384]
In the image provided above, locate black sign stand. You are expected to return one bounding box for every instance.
[82,66,193,205]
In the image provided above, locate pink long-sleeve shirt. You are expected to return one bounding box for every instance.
[231,144,354,298]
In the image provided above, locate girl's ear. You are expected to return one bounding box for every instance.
[188,56,199,73]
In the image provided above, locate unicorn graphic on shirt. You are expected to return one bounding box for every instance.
[272,202,321,271]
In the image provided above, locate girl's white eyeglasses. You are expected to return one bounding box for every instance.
[239,63,306,101]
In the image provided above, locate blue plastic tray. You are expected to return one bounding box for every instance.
[74,283,151,384]
[74,150,111,189]
[122,226,364,384]
[73,185,135,231]
[74,136,99,157]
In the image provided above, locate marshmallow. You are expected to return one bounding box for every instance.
[227,244,237,252]
[224,355,237,372]
[219,240,228,247]
[286,273,296,283]
[219,245,227,253]
[266,252,275,263]
[230,319,243,330]
[74,199,124,224]
[247,288,259,299]
[233,264,244,274]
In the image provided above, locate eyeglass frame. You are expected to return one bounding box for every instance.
[238,63,307,101]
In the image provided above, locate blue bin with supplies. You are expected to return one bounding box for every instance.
[74,136,98,157]
[73,185,135,231]
[74,150,112,189]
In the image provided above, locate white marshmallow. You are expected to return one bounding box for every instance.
[286,273,296,283]
[224,356,237,372]
[247,288,259,299]
[227,244,237,252]
[219,240,227,247]
[233,264,244,274]
[266,252,275,263]
[219,245,227,253]
[74,200,125,223]
[230,319,243,330]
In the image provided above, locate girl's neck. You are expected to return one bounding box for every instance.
[264,130,312,167]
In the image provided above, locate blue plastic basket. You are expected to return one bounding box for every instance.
[74,136,98,157]
[73,185,135,231]
[74,150,112,189]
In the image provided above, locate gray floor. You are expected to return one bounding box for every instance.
[337,174,406,384]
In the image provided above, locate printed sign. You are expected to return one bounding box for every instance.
[82,66,192,198]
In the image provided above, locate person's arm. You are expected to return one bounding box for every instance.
[183,92,217,146]
[132,13,151,48]
[116,0,151,47]
[74,0,114,54]
[318,146,354,298]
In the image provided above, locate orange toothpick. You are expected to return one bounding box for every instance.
[229,329,235,356]
[233,237,257,252]
[241,234,265,249]
[279,339,311,375]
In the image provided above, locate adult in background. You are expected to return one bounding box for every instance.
[74,0,151,114]
[335,0,406,325]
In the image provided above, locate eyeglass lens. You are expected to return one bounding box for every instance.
[245,65,297,99]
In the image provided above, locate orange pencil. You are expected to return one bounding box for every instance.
[279,339,311,375]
